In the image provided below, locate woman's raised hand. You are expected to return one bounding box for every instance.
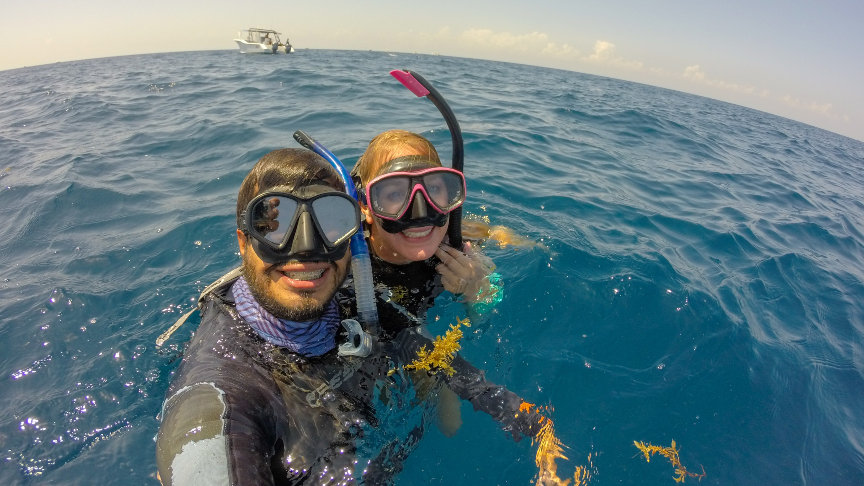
[435,242,496,301]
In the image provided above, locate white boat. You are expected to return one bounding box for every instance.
[234,28,294,54]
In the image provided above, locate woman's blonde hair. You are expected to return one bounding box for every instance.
[351,130,442,188]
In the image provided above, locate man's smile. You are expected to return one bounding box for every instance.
[270,261,333,290]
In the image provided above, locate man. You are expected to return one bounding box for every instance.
[156,148,541,486]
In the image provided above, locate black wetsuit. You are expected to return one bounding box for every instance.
[368,253,443,338]
[156,275,539,486]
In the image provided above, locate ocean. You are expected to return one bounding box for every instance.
[1,49,863,485]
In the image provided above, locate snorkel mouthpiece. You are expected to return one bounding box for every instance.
[389,70,431,97]
[338,319,374,357]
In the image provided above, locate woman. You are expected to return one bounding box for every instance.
[350,129,528,443]
[351,129,499,336]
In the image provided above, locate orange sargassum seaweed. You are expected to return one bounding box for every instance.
[633,440,706,483]
[522,402,592,486]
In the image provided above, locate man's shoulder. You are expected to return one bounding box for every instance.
[199,266,243,306]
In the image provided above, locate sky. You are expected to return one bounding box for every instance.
[2,0,863,142]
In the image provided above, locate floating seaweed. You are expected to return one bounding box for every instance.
[462,216,549,251]
[521,402,593,486]
[633,440,706,483]
[404,317,469,376]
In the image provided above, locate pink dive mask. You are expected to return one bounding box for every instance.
[364,166,467,221]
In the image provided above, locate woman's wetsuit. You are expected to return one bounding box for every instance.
[156,273,539,486]
[368,253,442,338]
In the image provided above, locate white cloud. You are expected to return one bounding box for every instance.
[683,64,706,81]
[433,27,451,39]
[458,28,578,59]
[783,95,834,116]
[807,101,833,115]
[541,42,578,58]
[461,29,546,51]
[582,41,643,69]
[683,65,757,94]
[586,40,615,61]
[781,95,800,107]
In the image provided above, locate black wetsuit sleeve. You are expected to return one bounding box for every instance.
[392,327,542,442]
[446,354,543,442]
[156,299,287,486]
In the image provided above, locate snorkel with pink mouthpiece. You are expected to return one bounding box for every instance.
[389,70,465,251]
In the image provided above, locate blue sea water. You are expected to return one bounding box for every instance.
[2,49,864,485]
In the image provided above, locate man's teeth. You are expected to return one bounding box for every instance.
[285,269,325,281]
[402,228,432,238]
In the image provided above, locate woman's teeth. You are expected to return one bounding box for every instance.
[286,269,325,281]
[402,228,432,238]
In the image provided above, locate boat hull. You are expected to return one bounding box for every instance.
[235,40,278,54]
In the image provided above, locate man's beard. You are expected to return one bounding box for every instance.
[241,255,344,322]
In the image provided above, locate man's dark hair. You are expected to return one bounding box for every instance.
[236,148,346,223]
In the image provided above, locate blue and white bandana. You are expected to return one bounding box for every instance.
[231,276,340,357]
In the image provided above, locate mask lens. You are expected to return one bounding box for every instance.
[311,195,358,246]
[370,177,411,217]
[422,172,464,210]
[250,196,298,246]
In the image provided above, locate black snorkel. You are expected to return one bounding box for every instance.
[389,70,465,250]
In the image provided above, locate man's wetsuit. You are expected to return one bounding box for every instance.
[156,273,538,486]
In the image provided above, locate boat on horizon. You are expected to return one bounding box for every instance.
[234,28,294,54]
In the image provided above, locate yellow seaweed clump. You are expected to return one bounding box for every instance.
[633,440,706,483]
[535,416,569,485]
[523,403,592,486]
[404,317,469,376]
[462,217,548,250]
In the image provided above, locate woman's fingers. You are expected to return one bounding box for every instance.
[435,245,473,273]
[440,272,468,295]
[462,241,475,256]
[436,242,496,298]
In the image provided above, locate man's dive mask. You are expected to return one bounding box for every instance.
[238,184,362,264]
